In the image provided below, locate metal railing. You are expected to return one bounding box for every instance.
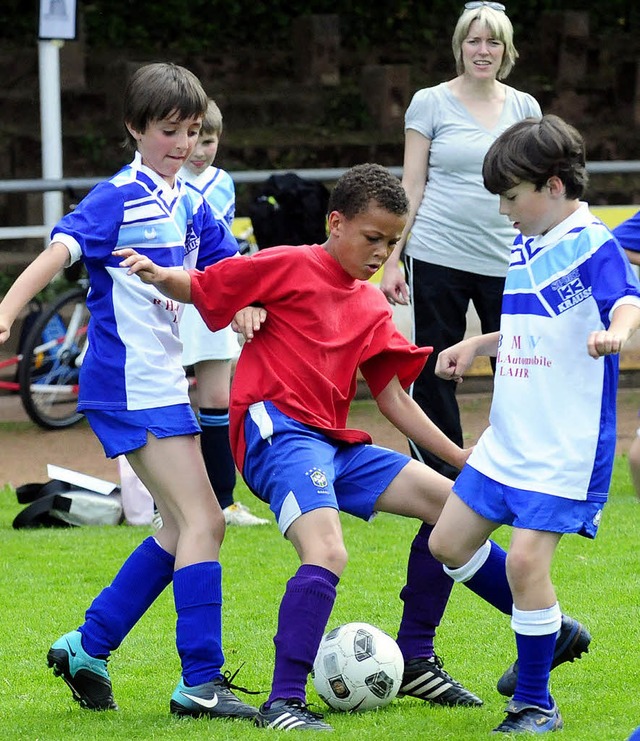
[1,162,640,241]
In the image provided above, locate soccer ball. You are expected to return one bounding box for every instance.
[312,622,404,712]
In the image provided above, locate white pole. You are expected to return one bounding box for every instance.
[38,38,64,246]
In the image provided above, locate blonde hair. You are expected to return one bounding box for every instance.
[201,99,223,137]
[451,6,518,80]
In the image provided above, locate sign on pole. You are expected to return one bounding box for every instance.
[39,0,78,41]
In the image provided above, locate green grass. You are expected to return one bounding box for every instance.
[1,460,639,740]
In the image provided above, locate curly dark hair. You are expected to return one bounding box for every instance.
[328,163,408,219]
[483,114,588,199]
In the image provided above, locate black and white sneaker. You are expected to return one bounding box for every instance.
[398,655,483,707]
[170,674,258,719]
[497,615,591,697]
[255,699,333,731]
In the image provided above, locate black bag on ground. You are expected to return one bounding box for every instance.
[13,479,123,528]
[248,173,330,249]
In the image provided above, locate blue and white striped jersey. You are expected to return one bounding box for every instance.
[179,166,235,226]
[467,204,640,502]
[50,153,238,412]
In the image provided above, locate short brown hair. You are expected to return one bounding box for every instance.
[123,63,208,149]
[483,114,588,199]
[201,99,224,137]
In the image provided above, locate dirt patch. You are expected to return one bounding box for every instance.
[2,385,639,491]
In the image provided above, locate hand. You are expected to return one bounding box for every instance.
[435,342,477,384]
[587,329,627,358]
[0,316,11,345]
[231,305,267,342]
[114,248,166,285]
[379,263,410,306]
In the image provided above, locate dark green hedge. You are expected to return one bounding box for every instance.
[10,1,640,54]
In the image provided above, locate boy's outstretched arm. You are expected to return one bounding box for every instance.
[115,248,192,302]
[435,331,500,384]
[0,241,70,345]
[376,376,472,471]
[588,303,640,358]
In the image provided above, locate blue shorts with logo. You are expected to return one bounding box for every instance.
[84,404,200,458]
[453,464,604,539]
[242,401,410,535]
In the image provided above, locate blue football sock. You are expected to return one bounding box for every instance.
[445,540,512,615]
[268,564,338,706]
[512,604,561,709]
[173,561,225,686]
[396,522,453,660]
[80,536,175,657]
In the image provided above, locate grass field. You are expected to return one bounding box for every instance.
[1,459,639,740]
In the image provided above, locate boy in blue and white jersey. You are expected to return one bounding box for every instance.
[0,62,258,721]
[179,99,268,526]
[429,115,640,734]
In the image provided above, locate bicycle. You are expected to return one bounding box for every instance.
[17,282,89,430]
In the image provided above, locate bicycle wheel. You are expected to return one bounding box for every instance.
[18,287,89,429]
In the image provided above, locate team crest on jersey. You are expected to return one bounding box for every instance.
[550,268,592,314]
[184,222,200,256]
[306,467,329,491]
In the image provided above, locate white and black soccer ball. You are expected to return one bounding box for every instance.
[312,622,404,712]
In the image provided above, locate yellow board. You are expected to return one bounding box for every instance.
[591,205,639,229]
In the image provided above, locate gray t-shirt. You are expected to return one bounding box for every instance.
[404,82,542,277]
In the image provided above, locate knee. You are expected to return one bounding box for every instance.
[505,547,536,588]
[428,528,454,566]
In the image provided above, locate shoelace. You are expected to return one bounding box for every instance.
[285,699,325,720]
[431,654,462,686]
[220,664,263,696]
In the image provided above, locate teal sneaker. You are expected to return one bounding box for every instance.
[493,698,563,734]
[47,630,117,710]
[170,675,259,719]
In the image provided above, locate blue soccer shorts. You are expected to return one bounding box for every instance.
[453,464,604,539]
[242,401,410,535]
[84,404,200,458]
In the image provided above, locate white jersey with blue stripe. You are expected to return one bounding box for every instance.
[179,166,235,226]
[51,153,238,412]
[467,204,640,502]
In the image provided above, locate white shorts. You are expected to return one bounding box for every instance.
[180,303,240,365]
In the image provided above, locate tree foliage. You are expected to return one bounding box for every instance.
[7,1,640,53]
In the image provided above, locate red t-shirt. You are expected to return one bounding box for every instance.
[190,244,431,472]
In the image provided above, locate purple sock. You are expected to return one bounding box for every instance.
[174,561,225,686]
[80,536,175,658]
[268,564,339,706]
[463,541,512,615]
[396,523,453,661]
[513,631,556,709]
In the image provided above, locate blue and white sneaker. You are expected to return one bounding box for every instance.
[47,630,117,710]
[170,675,259,719]
[493,698,563,734]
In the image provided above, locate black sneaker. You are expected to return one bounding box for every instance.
[398,655,483,707]
[170,674,259,719]
[497,615,591,697]
[254,699,333,731]
[47,630,117,710]
[492,698,563,734]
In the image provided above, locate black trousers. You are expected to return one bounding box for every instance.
[405,257,505,480]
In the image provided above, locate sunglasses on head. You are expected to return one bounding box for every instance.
[464,2,506,11]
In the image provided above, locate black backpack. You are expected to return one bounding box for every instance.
[248,173,330,250]
[13,478,123,529]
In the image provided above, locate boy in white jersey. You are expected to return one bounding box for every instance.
[429,114,640,734]
[179,99,268,526]
[0,63,259,721]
